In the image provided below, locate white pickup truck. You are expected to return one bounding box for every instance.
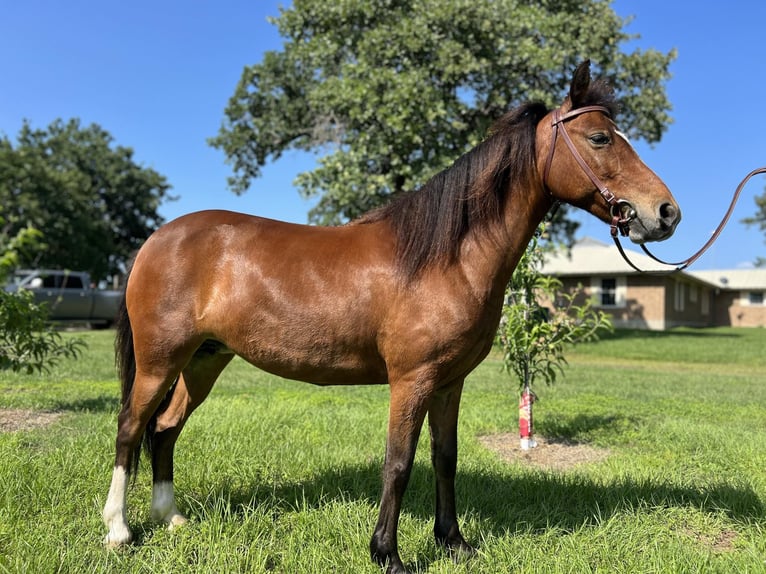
[4,269,122,328]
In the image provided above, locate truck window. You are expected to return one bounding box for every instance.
[63,275,84,289]
[41,275,58,288]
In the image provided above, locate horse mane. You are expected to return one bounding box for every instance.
[575,77,619,117]
[354,80,617,280]
[354,102,548,279]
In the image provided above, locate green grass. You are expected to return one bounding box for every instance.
[1,327,765,573]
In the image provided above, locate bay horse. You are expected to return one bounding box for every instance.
[103,61,680,573]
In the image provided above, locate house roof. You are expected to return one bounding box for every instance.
[542,237,766,290]
[687,269,766,290]
[541,237,675,275]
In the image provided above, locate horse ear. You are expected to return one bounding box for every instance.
[569,60,591,108]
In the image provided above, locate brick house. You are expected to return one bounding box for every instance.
[689,269,766,327]
[541,238,766,330]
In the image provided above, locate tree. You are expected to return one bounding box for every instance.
[0,211,84,374]
[742,185,766,267]
[211,0,675,234]
[497,229,612,392]
[0,119,172,280]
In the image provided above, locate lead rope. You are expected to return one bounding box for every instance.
[614,166,766,274]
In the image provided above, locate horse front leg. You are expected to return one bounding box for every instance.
[428,380,475,558]
[370,381,430,574]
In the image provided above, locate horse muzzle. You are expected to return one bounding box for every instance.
[625,200,682,244]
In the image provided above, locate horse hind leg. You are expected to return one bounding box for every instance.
[103,370,179,547]
[149,347,233,529]
[103,465,132,546]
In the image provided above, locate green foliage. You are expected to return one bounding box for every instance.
[0,119,172,280]
[498,231,612,389]
[211,0,675,230]
[741,182,766,267]
[0,214,43,280]
[0,289,84,374]
[0,209,85,374]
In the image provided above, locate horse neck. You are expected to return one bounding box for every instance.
[458,179,551,301]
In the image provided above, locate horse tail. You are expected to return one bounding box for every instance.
[114,293,142,479]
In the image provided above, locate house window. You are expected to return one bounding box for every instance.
[591,276,625,308]
[674,281,685,312]
[601,278,617,306]
[748,291,764,306]
[590,275,628,307]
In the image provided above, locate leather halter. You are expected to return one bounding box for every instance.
[543,105,634,238]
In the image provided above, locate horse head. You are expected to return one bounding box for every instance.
[540,60,681,244]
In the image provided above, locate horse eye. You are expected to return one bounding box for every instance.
[589,133,611,146]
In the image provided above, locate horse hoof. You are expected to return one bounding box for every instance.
[103,528,132,548]
[385,563,413,574]
[449,540,477,562]
[167,514,188,530]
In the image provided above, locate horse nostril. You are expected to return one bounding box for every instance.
[659,203,679,231]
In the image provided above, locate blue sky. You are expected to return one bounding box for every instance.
[1,1,764,270]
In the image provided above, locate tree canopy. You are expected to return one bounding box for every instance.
[211,0,676,229]
[742,185,766,267]
[0,119,172,280]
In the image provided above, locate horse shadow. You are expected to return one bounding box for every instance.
[454,468,763,533]
[187,442,762,555]
[125,456,762,571]
[127,412,762,570]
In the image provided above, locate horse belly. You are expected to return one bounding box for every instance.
[232,332,388,386]
[211,297,387,386]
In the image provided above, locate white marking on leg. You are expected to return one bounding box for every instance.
[103,466,132,546]
[150,481,188,529]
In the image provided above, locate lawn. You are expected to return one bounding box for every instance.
[0,327,764,573]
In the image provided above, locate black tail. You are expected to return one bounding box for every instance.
[114,293,142,479]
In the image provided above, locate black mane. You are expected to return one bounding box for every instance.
[355,81,617,279]
[575,77,619,117]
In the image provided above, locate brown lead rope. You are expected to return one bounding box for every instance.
[613,166,766,274]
